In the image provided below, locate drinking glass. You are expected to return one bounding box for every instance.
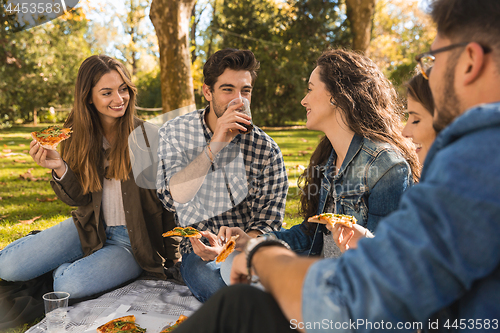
[43,291,70,332]
[228,97,253,134]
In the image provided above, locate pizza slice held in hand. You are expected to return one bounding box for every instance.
[307,213,357,228]
[215,234,239,263]
[31,126,72,150]
[96,315,146,333]
[162,227,202,239]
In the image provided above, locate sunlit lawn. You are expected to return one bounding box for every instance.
[0,123,320,250]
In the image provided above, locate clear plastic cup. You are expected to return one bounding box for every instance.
[43,291,69,332]
[228,97,253,134]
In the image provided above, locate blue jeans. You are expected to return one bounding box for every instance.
[180,252,227,303]
[0,217,143,299]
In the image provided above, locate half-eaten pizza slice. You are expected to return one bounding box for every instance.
[162,227,202,239]
[31,126,72,150]
[215,234,240,263]
[307,213,357,228]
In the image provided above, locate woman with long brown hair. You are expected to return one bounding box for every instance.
[0,55,179,299]
[219,49,419,263]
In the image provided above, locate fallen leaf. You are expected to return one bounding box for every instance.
[14,159,27,163]
[300,138,308,142]
[23,150,29,153]
[19,143,26,147]
[306,146,313,150]
[298,150,310,155]
[17,215,42,225]
[0,182,6,185]
[0,197,2,200]
[3,144,7,148]
[36,197,57,202]
[282,153,293,156]
[19,168,38,181]
[2,149,12,153]
[46,170,52,174]
[0,215,7,219]
[282,222,287,227]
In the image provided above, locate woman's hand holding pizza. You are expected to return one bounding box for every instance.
[190,230,224,261]
[217,226,251,251]
[327,223,371,252]
[29,140,65,177]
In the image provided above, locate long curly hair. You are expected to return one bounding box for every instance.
[299,49,420,219]
[59,55,137,194]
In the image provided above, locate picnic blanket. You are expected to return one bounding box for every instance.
[26,279,202,333]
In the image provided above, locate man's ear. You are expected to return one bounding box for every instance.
[462,42,486,86]
[202,84,213,102]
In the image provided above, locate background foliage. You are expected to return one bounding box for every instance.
[1,0,434,126]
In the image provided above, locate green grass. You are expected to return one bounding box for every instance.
[0,125,75,250]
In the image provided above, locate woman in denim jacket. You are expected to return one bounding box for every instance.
[219,49,419,260]
[332,71,436,252]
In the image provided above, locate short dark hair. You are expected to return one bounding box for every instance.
[203,49,260,91]
[405,72,434,116]
[431,0,500,57]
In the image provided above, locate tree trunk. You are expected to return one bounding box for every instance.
[345,0,376,53]
[190,3,197,64]
[150,0,196,113]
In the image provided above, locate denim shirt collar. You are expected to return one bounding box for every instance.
[318,134,364,214]
[422,102,500,180]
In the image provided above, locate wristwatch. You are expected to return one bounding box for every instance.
[244,234,291,283]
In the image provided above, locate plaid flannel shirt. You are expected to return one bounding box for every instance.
[157,107,288,255]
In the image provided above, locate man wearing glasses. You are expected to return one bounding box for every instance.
[172,0,500,332]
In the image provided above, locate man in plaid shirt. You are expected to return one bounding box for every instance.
[157,49,288,302]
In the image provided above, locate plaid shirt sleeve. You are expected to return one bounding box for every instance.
[244,138,288,234]
[156,119,189,212]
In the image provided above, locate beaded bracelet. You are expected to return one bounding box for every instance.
[204,146,214,164]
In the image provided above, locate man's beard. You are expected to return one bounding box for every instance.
[211,95,227,118]
[433,60,462,133]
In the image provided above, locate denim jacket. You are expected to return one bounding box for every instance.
[302,102,500,332]
[273,134,413,256]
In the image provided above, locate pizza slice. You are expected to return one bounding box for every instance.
[307,213,357,228]
[160,315,188,333]
[162,227,202,239]
[215,234,240,263]
[31,126,72,150]
[96,315,146,333]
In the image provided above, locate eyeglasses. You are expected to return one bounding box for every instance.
[415,42,491,80]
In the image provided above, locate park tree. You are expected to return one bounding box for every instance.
[211,0,350,126]
[345,0,376,53]
[368,0,435,94]
[150,0,196,113]
[0,7,93,124]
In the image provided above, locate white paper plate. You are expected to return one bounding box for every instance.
[84,309,180,333]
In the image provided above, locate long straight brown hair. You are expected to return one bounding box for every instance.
[59,55,137,194]
[299,49,420,219]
